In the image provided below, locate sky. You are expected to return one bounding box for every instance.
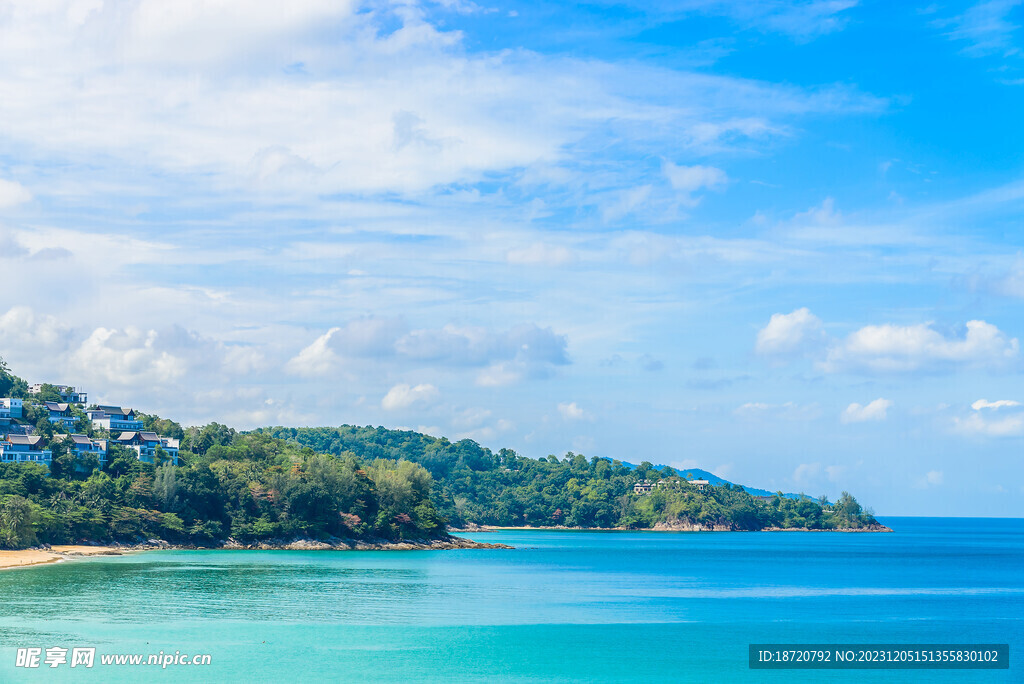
[1,0,1023,516]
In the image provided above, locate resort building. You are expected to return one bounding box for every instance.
[57,434,108,467]
[0,398,23,424]
[88,406,144,433]
[115,431,179,465]
[0,434,52,465]
[44,402,78,430]
[633,479,683,495]
[633,480,655,495]
[28,384,88,405]
[687,479,710,492]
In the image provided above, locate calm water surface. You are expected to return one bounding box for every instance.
[0,517,1020,682]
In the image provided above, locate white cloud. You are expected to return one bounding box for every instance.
[792,462,821,485]
[70,326,193,387]
[755,307,825,356]
[825,320,1019,372]
[381,383,440,411]
[941,0,1022,57]
[662,161,727,205]
[602,185,653,222]
[735,1,859,38]
[558,401,588,421]
[953,411,1024,437]
[284,327,341,377]
[971,398,1021,410]
[0,1,878,202]
[0,179,31,208]
[0,306,74,354]
[506,243,576,267]
[734,401,821,421]
[825,464,847,482]
[914,470,945,489]
[475,363,524,388]
[450,407,492,430]
[841,398,893,423]
[288,320,570,382]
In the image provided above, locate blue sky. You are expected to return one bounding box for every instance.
[1,0,1023,516]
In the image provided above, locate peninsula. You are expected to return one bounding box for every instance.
[1,359,886,560]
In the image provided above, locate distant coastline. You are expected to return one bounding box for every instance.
[453,522,893,533]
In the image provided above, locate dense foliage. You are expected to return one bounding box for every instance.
[259,426,880,531]
[0,431,446,549]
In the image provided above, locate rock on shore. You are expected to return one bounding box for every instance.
[114,535,513,551]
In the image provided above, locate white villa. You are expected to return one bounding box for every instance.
[29,384,88,405]
[634,478,712,495]
[0,398,23,424]
[44,401,78,430]
[0,434,52,464]
[88,406,144,432]
[115,431,179,465]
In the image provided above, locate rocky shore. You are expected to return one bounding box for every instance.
[0,535,512,570]
[102,534,512,552]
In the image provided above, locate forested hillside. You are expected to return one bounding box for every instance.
[258,426,881,531]
[0,431,446,549]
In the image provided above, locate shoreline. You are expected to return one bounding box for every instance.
[0,545,129,571]
[452,523,893,533]
[0,536,512,570]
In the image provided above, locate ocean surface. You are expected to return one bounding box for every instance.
[0,517,1020,682]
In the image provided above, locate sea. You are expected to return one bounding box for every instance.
[0,517,1020,682]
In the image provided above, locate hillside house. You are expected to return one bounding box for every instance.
[0,434,52,464]
[115,431,179,465]
[29,384,88,405]
[687,479,710,492]
[88,406,143,433]
[633,480,655,494]
[44,401,78,429]
[57,434,108,467]
[0,398,23,424]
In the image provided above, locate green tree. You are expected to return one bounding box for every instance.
[0,495,37,549]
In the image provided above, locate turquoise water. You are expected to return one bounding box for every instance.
[0,517,1020,682]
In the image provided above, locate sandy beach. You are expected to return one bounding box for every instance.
[0,546,125,571]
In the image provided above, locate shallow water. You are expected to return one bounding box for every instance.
[0,517,1020,682]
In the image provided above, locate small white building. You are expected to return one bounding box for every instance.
[88,406,144,433]
[0,434,52,465]
[29,384,88,405]
[687,479,710,492]
[633,480,654,495]
[115,431,179,465]
[0,398,23,423]
[44,401,78,429]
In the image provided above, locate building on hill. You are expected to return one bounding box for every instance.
[44,402,78,430]
[29,384,88,405]
[115,431,179,465]
[634,479,684,495]
[0,434,52,465]
[56,434,108,467]
[88,406,143,433]
[687,479,710,492]
[0,398,23,424]
[633,480,654,494]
